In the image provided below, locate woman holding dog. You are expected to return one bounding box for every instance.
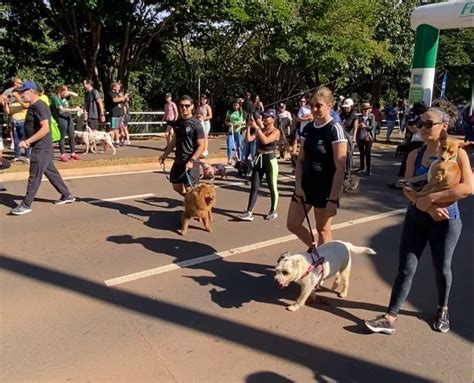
[287,86,347,246]
[237,109,280,221]
[365,106,473,335]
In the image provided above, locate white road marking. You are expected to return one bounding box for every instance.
[83,175,293,204]
[104,208,406,286]
[88,193,155,204]
[353,152,382,157]
[215,175,294,190]
[62,169,156,180]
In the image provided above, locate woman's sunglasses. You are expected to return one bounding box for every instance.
[416,120,444,129]
[179,104,192,109]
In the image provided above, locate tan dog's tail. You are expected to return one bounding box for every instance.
[347,243,376,256]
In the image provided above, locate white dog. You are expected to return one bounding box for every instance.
[275,241,376,312]
[75,126,116,155]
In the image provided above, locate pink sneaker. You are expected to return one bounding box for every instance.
[60,153,68,162]
[70,153,80,160]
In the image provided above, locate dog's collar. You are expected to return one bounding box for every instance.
[300,246,324,280]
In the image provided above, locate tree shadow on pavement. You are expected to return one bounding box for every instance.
[82,197,181,233]
[367,198,473,343]
[246,371,294,382]
[0,253,432,383]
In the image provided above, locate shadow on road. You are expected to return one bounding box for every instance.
[0,253,431,383]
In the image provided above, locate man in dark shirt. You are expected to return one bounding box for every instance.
[83,79,105,130]
[159,95,205,196]
[11,80,74,215]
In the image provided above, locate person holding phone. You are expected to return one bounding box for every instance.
[353,102,376,175]
[237,109,281,221]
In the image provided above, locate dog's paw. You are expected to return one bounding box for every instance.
[177,229,186,236]
[338,291,348,298]
[286,304,300,312]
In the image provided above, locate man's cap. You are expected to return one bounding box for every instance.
[17,80,37,92]
[262,109,277,119]
[278,102,286,108]
[341,98,354,108]
[165,92,172,98]
[361,102,371,109]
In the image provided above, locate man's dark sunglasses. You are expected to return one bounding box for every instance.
[179,104,192,109]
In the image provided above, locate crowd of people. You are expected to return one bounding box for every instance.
[1,77,473,337]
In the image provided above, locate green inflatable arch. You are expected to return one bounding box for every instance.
[409,1,474,106]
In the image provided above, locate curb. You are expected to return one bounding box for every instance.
[0,156,230,182]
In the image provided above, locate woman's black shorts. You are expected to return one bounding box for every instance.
[301,174,333,208]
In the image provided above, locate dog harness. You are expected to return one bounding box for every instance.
[300,247,325,280]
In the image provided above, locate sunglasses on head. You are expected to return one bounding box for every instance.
[179,104,192,109]
[416,119,444,129]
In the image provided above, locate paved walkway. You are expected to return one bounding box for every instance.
[1,144,472,382]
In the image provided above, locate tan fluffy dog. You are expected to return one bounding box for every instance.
[401,138,465,196]
[275,241,376,312]
[179,184,216,235]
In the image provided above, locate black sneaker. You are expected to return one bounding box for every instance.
[53,195,76,205]
[433,308,450,333]
[364,314,396,335]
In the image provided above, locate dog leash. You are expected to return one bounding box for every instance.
[299,197,324,276]
[160,162,194,187]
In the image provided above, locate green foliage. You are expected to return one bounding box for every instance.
[1,0,472,117]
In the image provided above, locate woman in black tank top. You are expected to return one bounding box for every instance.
[237,109,281,222]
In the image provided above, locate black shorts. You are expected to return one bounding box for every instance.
[87,118,99,130]
[169,161,200,185]
[301,174,334,208]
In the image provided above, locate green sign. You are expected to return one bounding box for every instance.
[409,87,424,104]
[460,2,474,17]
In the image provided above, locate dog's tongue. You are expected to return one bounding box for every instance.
[278,283,284,289]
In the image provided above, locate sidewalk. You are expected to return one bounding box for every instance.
[0,136,230,182]
[0,132,405,182]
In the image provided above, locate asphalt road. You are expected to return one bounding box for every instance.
[0,147,472,382]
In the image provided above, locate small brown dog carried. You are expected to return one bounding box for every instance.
[179,183,216,235]
[400,135,466,196]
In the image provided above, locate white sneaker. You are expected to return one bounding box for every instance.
[237,211,254,221]
[264,211,278,221]
[202,150,208,157]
